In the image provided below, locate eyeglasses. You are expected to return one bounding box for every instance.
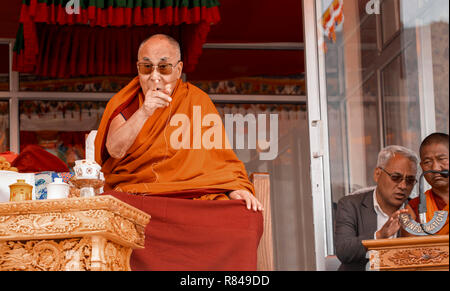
[137,60,181,75]
[379,167,417,186]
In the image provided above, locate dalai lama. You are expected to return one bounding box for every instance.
[94,34,264,271]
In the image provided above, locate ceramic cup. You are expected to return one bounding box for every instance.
[73,159,101,180]
[47,178,70,199]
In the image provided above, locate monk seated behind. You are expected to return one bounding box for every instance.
[405,133,449,236]
[94,34,264,270]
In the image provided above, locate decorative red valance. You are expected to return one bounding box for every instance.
[13,0,221,77]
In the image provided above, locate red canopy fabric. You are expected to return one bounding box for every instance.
[187,0,305,81]
[105,190,263,271]
[206,0,303,43]
[13,1,221,77]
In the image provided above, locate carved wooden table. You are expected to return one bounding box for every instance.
[363,235,449,271]
[0,195,150,271]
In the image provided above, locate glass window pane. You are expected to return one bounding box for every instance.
[362,75,381,185]
[381,47,421,152]
[381,0,401,45]
[431,16,449,133]
[317,0,449,251]
[360,15,379,75]
[401,0,449,134]
[0,44,9,91]
[19,100,107,169]
[0,100,9,152]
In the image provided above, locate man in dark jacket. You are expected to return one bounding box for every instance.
[334,145,418,271]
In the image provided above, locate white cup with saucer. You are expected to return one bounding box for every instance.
[47,178,70,199]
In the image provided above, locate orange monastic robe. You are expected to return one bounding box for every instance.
[95,77,255,198]
[425,189,449,235]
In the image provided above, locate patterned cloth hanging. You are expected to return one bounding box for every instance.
[13,0,221,77]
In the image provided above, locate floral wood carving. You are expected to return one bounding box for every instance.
[385,248,449,266]
[0,196,150,271]
[0,239,71,271]
[7,213,80,235]
[0,238,130,271]
[0,196,150,248]
[104,241,130,271]
[0,195,150,227]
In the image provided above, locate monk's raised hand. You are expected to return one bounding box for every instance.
[229,190,264,212]
[143,89,172,116]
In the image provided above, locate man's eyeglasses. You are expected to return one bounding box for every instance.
[137,60,181,75]
[379,167,417,186]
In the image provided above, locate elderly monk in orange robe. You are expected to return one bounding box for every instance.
[95,34,264,271]
[405,133,449,235]
[95,34,262,211]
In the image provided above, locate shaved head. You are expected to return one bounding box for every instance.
[420,133,449,158]
[138,34,181,61]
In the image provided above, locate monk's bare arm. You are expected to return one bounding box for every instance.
[106,107,151,159]
[106,90,172,159]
